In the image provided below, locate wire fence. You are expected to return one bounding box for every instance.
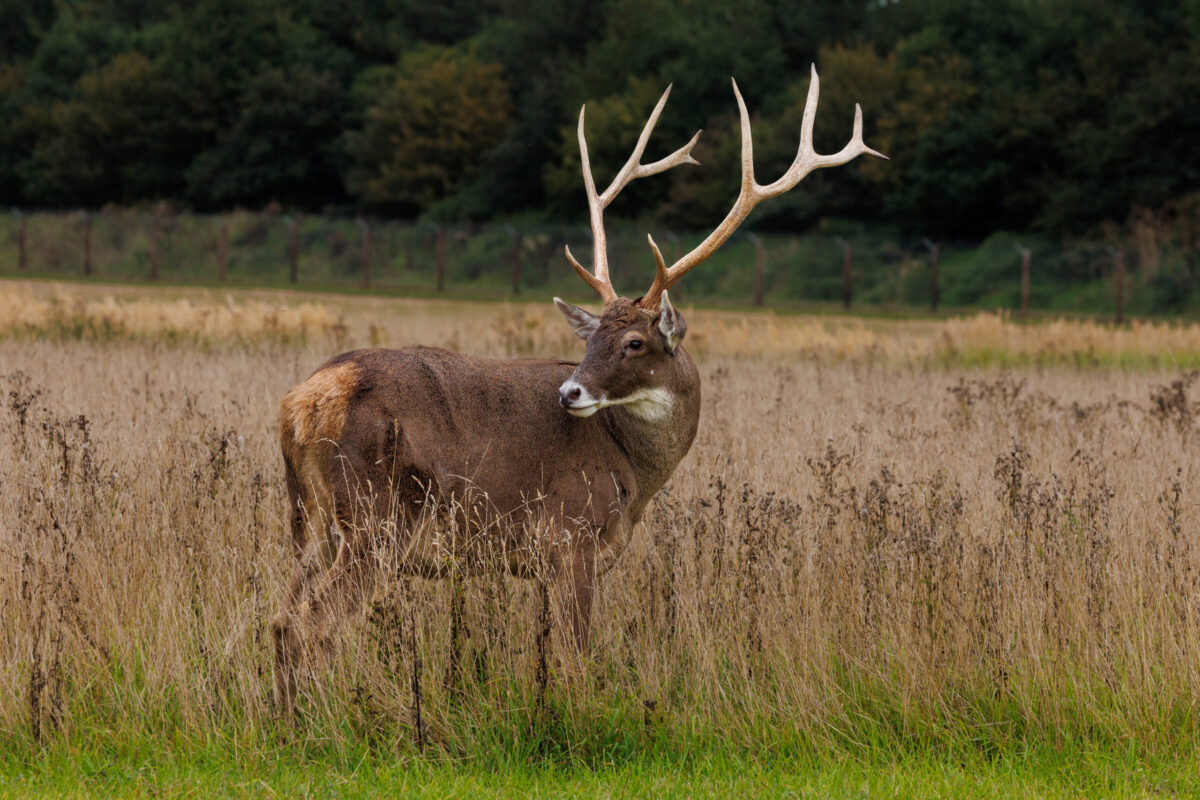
[4,206,1198,318]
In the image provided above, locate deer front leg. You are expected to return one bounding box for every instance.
[270,603,303,714]
[551,541,597,654]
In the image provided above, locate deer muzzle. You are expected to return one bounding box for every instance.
[559,378,602,417]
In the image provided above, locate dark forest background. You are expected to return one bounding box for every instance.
[2,0,1198,240]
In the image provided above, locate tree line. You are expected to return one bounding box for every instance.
[1,0,1197,240]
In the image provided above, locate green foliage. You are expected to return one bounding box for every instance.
[155,0,356,209]
[345,47,512,215]
[19,51,179,205]
[185,67,345,209]
[0,0,1196,245]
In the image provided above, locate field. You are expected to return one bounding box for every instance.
[3,280,1200,797]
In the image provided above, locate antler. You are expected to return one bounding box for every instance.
[640,65,887,308]
[564,85,702,303]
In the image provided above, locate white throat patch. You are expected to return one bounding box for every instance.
[561,379,675,422]
[614,386,675,421]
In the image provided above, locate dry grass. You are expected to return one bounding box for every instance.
[6,278,1200,367]
[2,282,1200,763]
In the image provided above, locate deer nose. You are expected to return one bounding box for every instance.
[560,385,582,407]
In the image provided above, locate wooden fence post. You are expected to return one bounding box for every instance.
[836,236,852,310]
[285,216,299,284]
[923,238,941,312]
[358,217,371,289]
[1111,246,1126,324]
[148,215,159,281]
[505,225,521,295]
[217,218,228,282]
[13,210,26,272]
[1014,242,1031,319]
[435,225,446,292]
[747,233,765,307]
[755,235,765,307]
[82,212,92,276]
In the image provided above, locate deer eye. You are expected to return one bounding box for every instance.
[627,339,643,351]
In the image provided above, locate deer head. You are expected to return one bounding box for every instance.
[555,67,886,418]
[555,293,685,419]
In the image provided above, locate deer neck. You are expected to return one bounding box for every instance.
[600,347,701,509]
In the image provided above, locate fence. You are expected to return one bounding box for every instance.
[4,207,1198,317]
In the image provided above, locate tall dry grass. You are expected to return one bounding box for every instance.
[1,288,1199,761]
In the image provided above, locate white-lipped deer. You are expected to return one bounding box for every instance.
[270,66,885,711]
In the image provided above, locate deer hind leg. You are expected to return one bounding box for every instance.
[271,465,343,713]
[270,525,336,713]
[273,510,380,712]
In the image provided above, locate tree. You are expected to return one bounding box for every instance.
[18,51,180,205]
[185,67,345,208]
[157,0,356,209]
[345,47,512,214]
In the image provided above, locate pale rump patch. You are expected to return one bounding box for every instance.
[281,361,360,446]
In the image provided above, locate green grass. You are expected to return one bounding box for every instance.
[2,737,1195,798]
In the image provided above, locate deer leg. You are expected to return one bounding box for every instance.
[270,515,344,713]
[551,542,597,654]
[270,603,303,714]
[282,521,378,697]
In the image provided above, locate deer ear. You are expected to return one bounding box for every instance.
[655,291,686,353]
[554,297,601,340]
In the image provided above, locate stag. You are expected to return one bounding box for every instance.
[271,67,885,710]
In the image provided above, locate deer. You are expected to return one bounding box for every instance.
[270,66,885,711]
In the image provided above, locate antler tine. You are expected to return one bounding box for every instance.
[568,85,702,305]
[563,244,615,302]
[760,64,887,198]
[646,234,670,291]
[601,86,702,205]
[734,77,757,195]
[641,66,887,308]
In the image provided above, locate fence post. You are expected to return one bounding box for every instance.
[1108,246,1126,324]
[1014,242,1031,319]
[284,216,299,284]
[748,233,765,306]
[82,211,93,276]
[13,210,26,272]
[435,225,446,292]
[149,224,159,281]
[505,225,521,295]
[923,238,941,312]
[217,218,228,282]
[358,217,371,289]
[836,236,852,310]
[405,223,415,271]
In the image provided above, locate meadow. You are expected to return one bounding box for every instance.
[2,280,1200,797]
